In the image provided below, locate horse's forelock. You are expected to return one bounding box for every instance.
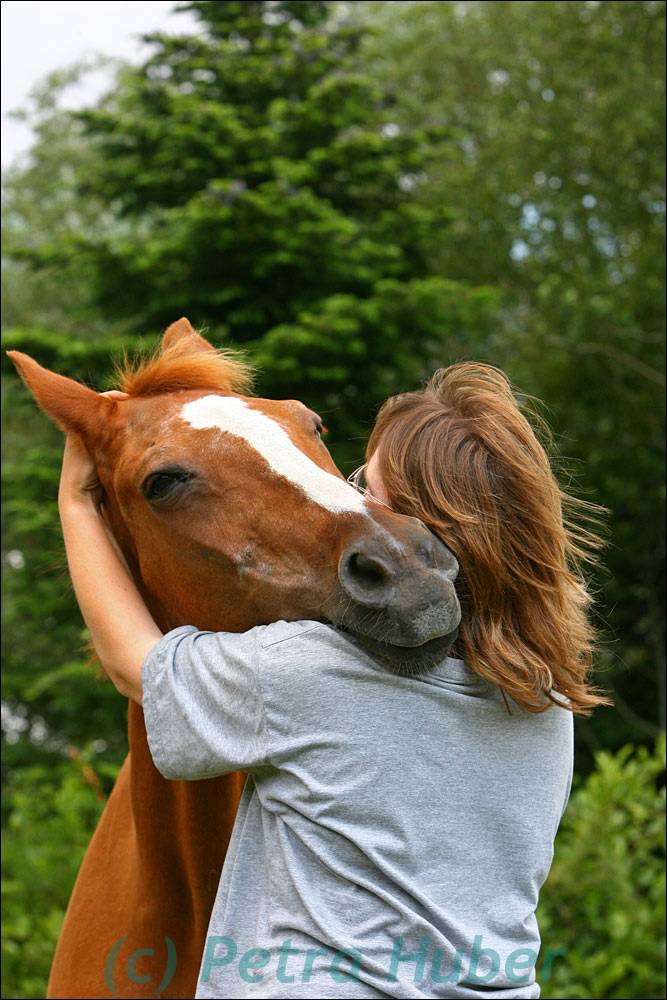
[114,342,254,398]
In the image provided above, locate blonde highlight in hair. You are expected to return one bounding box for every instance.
[366,363,611,716]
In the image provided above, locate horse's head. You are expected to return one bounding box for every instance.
[8,319,460,670]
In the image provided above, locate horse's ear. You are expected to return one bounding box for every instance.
[6,350,117,443]
[162,317,216,356]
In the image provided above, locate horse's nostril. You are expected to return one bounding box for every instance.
[339,547,394,608]
[347,552,388,589]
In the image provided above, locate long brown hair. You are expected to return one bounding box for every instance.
[366,363,611,715]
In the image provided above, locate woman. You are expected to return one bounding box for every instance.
[58,362,609,999]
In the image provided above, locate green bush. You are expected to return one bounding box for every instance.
[1,748,117,1000]
[538,737,666,999]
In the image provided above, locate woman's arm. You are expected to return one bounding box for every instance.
[58,422,162,704]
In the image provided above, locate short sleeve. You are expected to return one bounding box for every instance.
[142,624,269,781]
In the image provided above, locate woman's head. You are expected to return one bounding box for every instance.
[365,363,610,715]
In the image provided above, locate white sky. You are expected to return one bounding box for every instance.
[1,1,198,166]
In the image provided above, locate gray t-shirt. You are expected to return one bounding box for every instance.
[142,620,573,1000]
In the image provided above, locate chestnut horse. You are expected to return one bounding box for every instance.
[8,319,460,999]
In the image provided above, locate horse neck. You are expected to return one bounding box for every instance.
[102,499,174,630]
[105,501,218,776]
[110,513,243,920]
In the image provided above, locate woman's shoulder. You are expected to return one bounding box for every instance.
[256,619,353,653]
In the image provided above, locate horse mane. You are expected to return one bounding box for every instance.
[113,338,255,398]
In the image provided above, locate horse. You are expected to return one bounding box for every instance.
[8,318,461,999]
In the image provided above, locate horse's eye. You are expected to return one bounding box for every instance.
[142,468,193,504]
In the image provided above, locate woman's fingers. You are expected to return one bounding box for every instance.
[100,389,130,400]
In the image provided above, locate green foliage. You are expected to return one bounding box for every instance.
[3,0,494,465]
[538,738,666,999]
[2,358,129,755]
[1,749,116,1000]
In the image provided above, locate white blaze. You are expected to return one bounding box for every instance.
[179,395,367,515]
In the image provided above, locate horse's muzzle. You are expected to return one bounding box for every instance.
[333,513,462,668]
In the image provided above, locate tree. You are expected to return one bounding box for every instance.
[9,0,494,461]
[2,0,496,751]
[366,0,666,760]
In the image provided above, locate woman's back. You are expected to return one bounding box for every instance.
[143,619,573,999]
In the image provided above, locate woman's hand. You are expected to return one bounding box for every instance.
[57,390,128,512]
[58,433,103,512]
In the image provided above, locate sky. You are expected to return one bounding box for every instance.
[1,1,198,166]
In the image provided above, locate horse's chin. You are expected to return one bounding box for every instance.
[339,626,460,675]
